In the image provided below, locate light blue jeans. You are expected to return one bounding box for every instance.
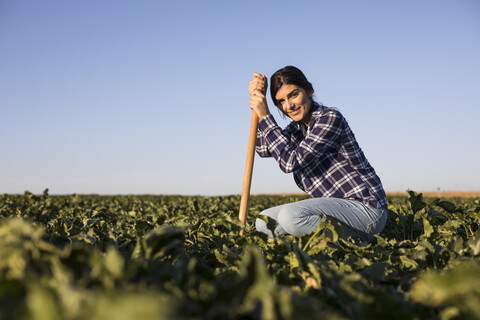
[255,197,387,241]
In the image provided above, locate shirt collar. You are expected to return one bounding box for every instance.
[311,101,324,118]
[296,101,324,131]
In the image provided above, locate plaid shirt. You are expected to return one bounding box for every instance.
[256,103,387,209]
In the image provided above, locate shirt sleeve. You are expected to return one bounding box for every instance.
[259,110,344,173]
[255,127,271,158]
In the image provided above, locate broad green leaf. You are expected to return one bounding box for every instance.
[410,261,480,318]
[24,284,60,320]
[435,200,457,214]
[407,190,427,214]
[422,217,434,238]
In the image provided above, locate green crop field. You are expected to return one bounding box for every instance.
[1,190,479,320]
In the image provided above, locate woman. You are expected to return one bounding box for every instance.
[249,66,388,241]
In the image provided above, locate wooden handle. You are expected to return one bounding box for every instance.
[238,111,259,235]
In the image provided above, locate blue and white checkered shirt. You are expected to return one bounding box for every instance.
[256,102,387,209]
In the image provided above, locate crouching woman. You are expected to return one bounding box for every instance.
[249,66,388,241]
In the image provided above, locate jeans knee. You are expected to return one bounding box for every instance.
[277,207,318,237]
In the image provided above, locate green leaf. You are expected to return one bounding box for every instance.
[131,225,186,260]
[435,200,457,214]
[399,255,418,270]
[24,284,60,320]
[410,261,480,318]
[422,217,434,238]
[407,190,427,214]
[362,262,390,282]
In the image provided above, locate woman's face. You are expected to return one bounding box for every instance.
[275,84,313,124]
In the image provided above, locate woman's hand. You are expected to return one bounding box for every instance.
[249,73,270,119]
[249,72,268,95]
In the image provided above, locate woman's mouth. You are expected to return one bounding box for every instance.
[289,108,300,116]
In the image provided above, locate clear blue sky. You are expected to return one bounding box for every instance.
[1,0,479,195]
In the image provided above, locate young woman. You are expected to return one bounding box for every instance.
[249,66,388,241]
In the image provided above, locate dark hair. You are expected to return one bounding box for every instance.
[270,66,314,107]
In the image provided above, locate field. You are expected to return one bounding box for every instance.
[1,190,479,320]
[386,191,480,199]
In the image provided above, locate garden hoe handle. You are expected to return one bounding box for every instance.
[238,111,259,235]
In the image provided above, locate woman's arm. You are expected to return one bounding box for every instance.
[259,109,344,173]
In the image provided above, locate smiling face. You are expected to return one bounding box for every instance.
[275,83,313,125]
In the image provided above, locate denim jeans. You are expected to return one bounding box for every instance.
[255,197,387,241]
